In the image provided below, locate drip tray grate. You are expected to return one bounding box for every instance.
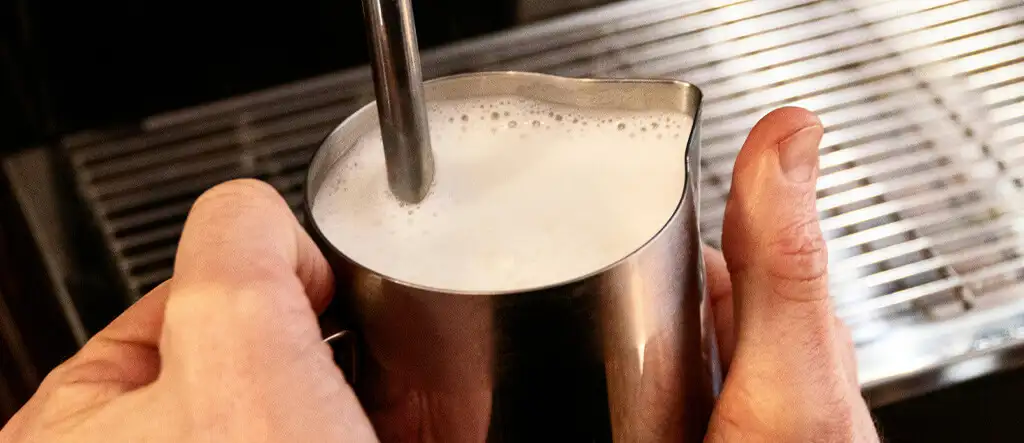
[61,0,1024,405]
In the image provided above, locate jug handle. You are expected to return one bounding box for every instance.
[323,330,358,384]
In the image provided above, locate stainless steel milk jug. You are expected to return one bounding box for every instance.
[305,72,720,442]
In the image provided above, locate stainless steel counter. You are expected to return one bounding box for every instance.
[57,0,1024,406]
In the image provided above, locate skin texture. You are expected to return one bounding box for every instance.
[704,107,876,442]
[0,107,878,442]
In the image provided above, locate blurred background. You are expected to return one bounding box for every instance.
[1,0,1023,441]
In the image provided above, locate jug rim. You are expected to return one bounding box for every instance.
[304,71,703,296]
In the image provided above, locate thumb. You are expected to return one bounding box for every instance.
[163,179,377,441]
[711,108,863,440]
[722,107,834,371]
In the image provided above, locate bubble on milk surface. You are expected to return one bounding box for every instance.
[417,96,691,145]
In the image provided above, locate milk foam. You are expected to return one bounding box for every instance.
[312,96,693,292]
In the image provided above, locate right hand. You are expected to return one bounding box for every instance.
[703,107,879,442]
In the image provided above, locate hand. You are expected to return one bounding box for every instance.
[0,180,378,442]
[703,107,878,442]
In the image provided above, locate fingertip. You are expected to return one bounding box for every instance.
[733,107,823,172]
[192,178,290,215]
[179,179,298,279]
[750,107,822,142]
[758,106,821,131]
[723,107,825,272]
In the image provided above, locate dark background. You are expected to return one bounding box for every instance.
[0,0,516,153]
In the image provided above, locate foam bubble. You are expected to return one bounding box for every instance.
[312,95,693,292]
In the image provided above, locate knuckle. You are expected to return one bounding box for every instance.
[166,276,308,339]
[763,215,830,302]
[172,281,283,321]
[769,216,828,276]
[767,271,829,304]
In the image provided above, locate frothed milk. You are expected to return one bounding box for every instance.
[312,96,693,292]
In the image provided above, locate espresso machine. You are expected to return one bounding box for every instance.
[3,0,1024,441]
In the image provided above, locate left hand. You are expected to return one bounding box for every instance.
[0,180,379,443]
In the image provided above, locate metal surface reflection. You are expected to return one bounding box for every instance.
[58,0,1024,410]
[306,72,718,442]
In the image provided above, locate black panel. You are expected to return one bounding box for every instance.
[0,0,516,152]
[875,367,1024,443]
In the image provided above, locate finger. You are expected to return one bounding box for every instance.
[715,108,854,434]
[158,179,375,439]
[159,178,335,378]
[703,245,735,369]
[161,179,337,374]
[44,282,171,391]
[721,107,835,366]
[97,281,171,345]
[172,179,334,312]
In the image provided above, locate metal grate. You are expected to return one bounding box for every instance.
[62,0,1024,404]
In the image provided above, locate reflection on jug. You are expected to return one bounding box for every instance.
[305,72,720,442]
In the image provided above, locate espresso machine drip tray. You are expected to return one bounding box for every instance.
[53,0,1024,406]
